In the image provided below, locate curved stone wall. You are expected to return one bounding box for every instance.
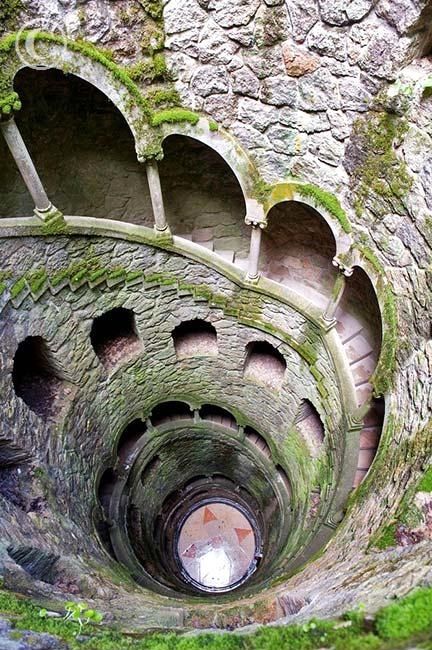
[0,0,431,634]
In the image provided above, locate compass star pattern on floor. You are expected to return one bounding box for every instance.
[178,503,257,590]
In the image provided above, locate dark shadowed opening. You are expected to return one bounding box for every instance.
[12,336,65,419]
[90,307,142,370]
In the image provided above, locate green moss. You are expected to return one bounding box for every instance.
[371,286,397,396]
[209,120,219,132]
[417,466,432,492]
[373,523,397,550]
[126,53,169,83]
[40,215,68,236]
[356,244,385,275]
[3,585,432,649]
[10,276,26,299]
[0,90,21,116]
[0,270,12,295]
[138,0,163,20]
[26,268,48,294]
[89,268,106,283]
[375,587,432,641]
[146,88,180,108]
[0,0,22,31]
[108,268,127,280]
[294,183,352,234]
[252,177,272,205]
[351,112,412,217]
[151,108,200,127]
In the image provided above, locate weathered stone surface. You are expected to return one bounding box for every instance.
[286,0,319,43]
[254,4,289,47]
[203,93,239,126]
[237,97,279,131]
[358,26,411,79]
[213,0,260,28]
[266,124,304,155]
[282,41,320,77]
[2,0,432,635]
[232,67,260,98]
[308,132,345,166]
[243,45,285,79]
[297,68,340,111]
[420,157,432,210]
[307,24,347,61]
[198,20,237,65]
[261,76,298,106]
[165,0,207,34]
[191,65,230,96]
[376,0,429,36]
[318,0,350,26]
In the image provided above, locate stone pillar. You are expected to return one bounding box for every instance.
[322,272,346,327]
[0,117,60,221]
[247,223,263,281]
[146,160,169,233]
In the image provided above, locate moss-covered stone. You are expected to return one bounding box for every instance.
[349,112,412,218]
[293,183,352,234]
[150,107,200,127]
[0,0,22,32]
[2,585,432,649]
[371,285,397,396]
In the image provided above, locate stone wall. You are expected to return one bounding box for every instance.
[0,0,432,631]
[0,234,349,591]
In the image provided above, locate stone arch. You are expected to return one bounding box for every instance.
[5,37,145,143]
[265,184,353,260]
[0,66,154,224]
[159,134,250,264]
[159,123,265,225]
[260,199,339,307]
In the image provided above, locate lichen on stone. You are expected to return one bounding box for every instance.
[347,112,412,218]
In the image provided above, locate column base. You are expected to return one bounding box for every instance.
[153,224,172,242]
[245,272,261,284]
[34,204,64,223]
[320,315,337,332]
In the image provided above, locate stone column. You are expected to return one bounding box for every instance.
[145,160,169,233]
[247,223,263,281]
[322,272,347,327]
[1,117,59,221]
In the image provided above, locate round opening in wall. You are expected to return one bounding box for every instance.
[176,501,259,593]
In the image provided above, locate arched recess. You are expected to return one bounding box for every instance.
[334,265,384,487]
[260,201,338,307]
[159,122,265,226]
[336,266,382,406]
[0,68,154,224]
[160,135,250,265]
